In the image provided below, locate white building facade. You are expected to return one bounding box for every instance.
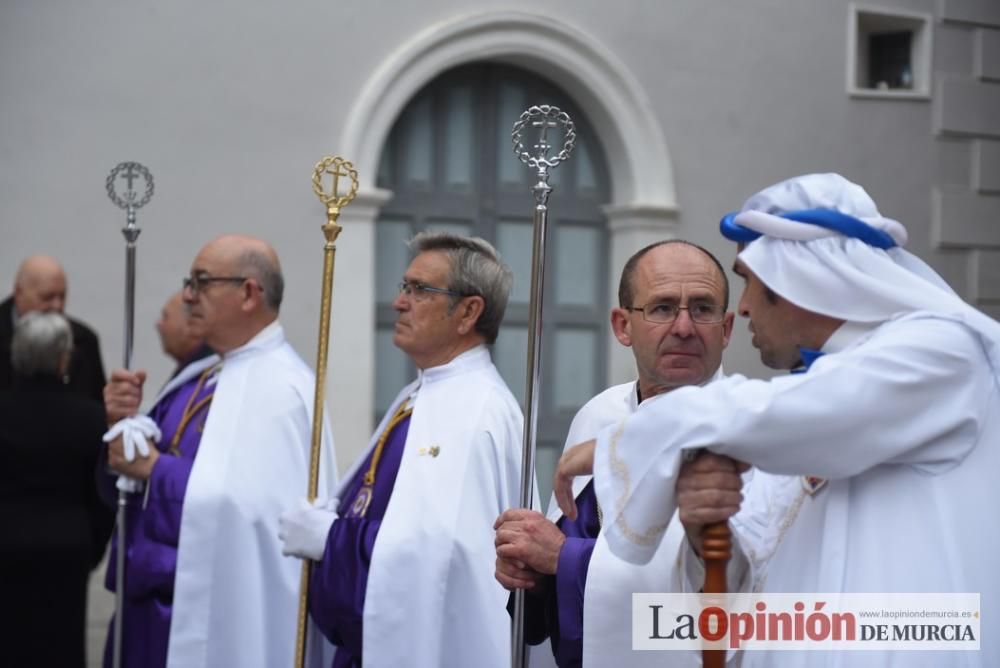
[2,0,997,479]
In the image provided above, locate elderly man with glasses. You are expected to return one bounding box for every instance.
[279,231,525,668]
[101,234,338,668]
[494,240,734,668]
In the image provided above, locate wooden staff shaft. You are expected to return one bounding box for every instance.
[702,521,731,668]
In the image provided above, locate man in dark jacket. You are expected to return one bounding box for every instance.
[0,255,105,404]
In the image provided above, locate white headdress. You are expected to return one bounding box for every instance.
[721,173,1000,371]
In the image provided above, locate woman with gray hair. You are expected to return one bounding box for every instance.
[0,312,113,668]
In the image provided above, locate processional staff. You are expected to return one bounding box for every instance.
[105,161,155,668]
[510,106,576,668]
[702,520,731,667]
[293,155,359,668]
[684,442,731,668]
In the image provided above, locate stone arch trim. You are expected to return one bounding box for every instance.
[339,10,678,213]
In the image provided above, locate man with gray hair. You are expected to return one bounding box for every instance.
[101,235,338,668]
[279,231,525,668]
[10,310,75,376]
[0,312,112,668]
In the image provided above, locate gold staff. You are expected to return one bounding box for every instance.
[294,155,359,668]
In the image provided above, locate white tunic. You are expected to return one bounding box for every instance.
[527,382,640,668]
[339,345,524,668]
[167,322,339,668]
[543,374,724,668]
[593,313,1000,667]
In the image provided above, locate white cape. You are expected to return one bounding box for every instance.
[167,322,338,668]
[334,346,524,668]
[541,374,723,668]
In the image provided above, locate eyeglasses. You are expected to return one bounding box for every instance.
[624,302,726,324]
[397,281,464,302]
[183,274,247,295]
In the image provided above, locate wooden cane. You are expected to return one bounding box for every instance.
[293,156,358,668]
[702,521,731,668]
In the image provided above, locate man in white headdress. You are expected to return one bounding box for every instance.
[553,173,1000,667]
[494,240,733,668]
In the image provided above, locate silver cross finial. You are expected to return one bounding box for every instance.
[511,105,576,171]
[106,162,154,211]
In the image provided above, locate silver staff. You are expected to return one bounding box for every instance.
[510,106,575,668]
[105,161,154,668]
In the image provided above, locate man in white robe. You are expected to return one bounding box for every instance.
[553,173,1000,667]
[279,232,524,668]
[103,235,337,668]
[494,240,733,668]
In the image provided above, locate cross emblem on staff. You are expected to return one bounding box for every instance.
[324,163,350,200]
[511,106,576,170]
[120,163,141,191]
[311,155,359,213]
[106,162,154,211]
[531,117,558,161]
[508,104,575,668]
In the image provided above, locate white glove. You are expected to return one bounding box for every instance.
[103,415,161,461]
[104,416,162,493]
[278,497,339,561]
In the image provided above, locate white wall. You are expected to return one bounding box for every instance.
[1,0,987,474]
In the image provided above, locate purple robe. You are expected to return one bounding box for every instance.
[309,414,411,668]
[102,370,214,668]
[520,481,601,668]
